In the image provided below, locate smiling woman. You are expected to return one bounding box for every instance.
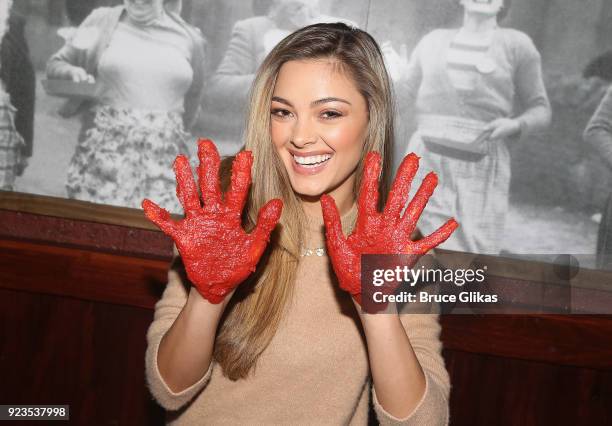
[142,22,456,425]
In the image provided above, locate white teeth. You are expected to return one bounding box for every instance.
[293,154,331,165]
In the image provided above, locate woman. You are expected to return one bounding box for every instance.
[396,0,551,254]
[142,23,457,425]
[0,0,35,190]
[584,86,612,269]
[46,0,204,213]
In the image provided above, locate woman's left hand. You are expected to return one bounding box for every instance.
[485,118,522,140]
[320,152,458,307]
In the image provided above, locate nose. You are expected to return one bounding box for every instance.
[290,117,317,148]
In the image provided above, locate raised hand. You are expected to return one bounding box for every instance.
[142,139,283,304]
[321,152,458,306]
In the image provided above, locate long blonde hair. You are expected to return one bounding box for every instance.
[214,22,395,380]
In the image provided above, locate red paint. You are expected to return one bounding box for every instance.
[321,151,459,306]
[142,139,283,304]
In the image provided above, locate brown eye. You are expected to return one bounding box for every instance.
[271,108,292,118]
[321,110,342,120]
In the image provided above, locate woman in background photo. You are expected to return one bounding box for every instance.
[143,23,457,425]
[0,0,35,191]
[391,0,551,255]
[46,0,204,213]
[584,85,612,269]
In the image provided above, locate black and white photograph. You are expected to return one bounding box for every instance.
[3,0,612,268]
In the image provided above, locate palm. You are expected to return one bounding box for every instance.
[321,151,458,306]
[142,139,282,303]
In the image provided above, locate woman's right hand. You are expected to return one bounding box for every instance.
[143,139,283,304]
[67,66,95,83]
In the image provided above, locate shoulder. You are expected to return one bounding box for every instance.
[81,6,123,26]
[418,28,454,48]
[498,27,538,52]
[232,16,274,33]
[166,11,205,49]
[497,28,541,65]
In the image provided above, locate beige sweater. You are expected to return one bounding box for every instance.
[145,208,451,425]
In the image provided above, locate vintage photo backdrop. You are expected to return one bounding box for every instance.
[5,0,612,267]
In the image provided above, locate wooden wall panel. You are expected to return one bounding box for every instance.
[0,288,165,425]
[1,211,612,425]
[444,350,612,426]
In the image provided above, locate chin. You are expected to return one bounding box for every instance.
[466,6,500,15]
[289,179,331,199]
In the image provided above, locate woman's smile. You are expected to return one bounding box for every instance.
[290,149,334,175]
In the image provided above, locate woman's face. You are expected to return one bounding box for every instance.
[124,0,164,22]
[271,59,369,203]
[461,0,503,16]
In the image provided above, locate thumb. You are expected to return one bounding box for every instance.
[249,199,283,260]
[320,195,348,253]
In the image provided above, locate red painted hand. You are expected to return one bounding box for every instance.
[142,139,283,304]
[321,152,458,306]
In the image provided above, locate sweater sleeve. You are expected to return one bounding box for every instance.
[584,86,612,170]
[511,31,551,136]
[144,262,214,411]
[45,7,109,80]
[205,19,257,111]
[371,313,450,426]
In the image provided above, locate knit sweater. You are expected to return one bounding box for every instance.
[145,206,450,425]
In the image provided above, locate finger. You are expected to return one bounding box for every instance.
[400,171,437,236]
[384,152,419,221]
[225,150,253,214]
[320,194,349,253]
[489,127,501,139]
[197,139,222,212]
[484,120,498,131]
[173,154,200,214]
[410,219,459,254]
[142,199,178,237]
[249,198,283,260]
[357,152,381,228]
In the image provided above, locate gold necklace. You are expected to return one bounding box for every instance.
[300,246,327,257]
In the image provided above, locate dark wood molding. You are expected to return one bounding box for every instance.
[0,190,182,231]
[0,238,168,310]
[0,208,173,259]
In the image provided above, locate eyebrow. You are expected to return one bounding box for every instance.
[271,96,352,107]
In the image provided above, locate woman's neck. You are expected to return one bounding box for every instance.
[125,5,164,26]
[300,192,355,224]
[462,12,498,33]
